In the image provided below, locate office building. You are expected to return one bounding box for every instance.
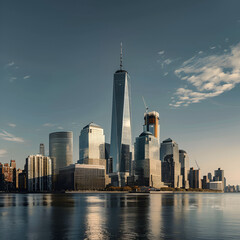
[202,175,210,189]
[208,172,212,182]
[214,168,225,191]
[110,44,132,186]
[134,131,162,188]
[26,155,52,192]
[49,131,73,184]
[209,181,223,191]
[40,143,45,156]
[179,150,190,189]
[160,138,182,188]
[79,122,105,166]
[143,111,160,142]
[189,168,202,189]
[58,164,106,190]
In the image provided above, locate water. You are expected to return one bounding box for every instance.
[0,193,240,239]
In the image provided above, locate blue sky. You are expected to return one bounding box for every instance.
[0,0,240,184]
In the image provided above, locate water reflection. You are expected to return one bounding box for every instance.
[0,193,239,239]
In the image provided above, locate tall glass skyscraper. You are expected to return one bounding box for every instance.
[110,45,132,177]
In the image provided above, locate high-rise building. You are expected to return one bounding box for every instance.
[143,111,160,142]
[189,167,202,189]
[160,138,182,188]
[202,175,210,189]
[208,172,212,182]
[26,155,52,192]
[179,150,190,189]
[49,131,73,176]
[134,131,162,188]
[79,122,105,165]
[110,44,132,186]
[214,168,225,191]
[40,143,45,156]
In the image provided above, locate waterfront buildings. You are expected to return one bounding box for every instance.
[202,175,210,189]
[143,111,160,142]
[189,168,202,189]
[49,131,73,184]
[26,155,52,192]
[160,138,182,188]
[110,46,132,186]
[79,122,105,166]
[134,131,162,188]
[40,143,45,156]
[58,164,106,190]
[179,150,190,189]
[0,160,16,191]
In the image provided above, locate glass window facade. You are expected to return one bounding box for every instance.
[79,123,105,163]
[110,70,132,173]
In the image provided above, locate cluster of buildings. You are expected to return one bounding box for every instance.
[0,47,228,192]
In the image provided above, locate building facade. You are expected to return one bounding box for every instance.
[189,168,202,189]
[134,131,162,188]
[160,138,182,188]
[79,123,105,164]
[58,164,106,190]
[26,155,52,192]
[49,131,73,183]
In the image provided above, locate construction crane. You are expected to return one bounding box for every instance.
[195,160,200,170]
[142,96,149,113]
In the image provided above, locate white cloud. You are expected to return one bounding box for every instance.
[23,75,30,79]
[158,50,165,55]
[210,46,216,50]
[164,59,172,65]
[8,123,16,128]
[57,126,64,130]
[198,51,203,54]
[9,77,17,82]
[164,72,168,76]
[43,123,55,127]
[171,43,240,107]
[0,149,7,157]
[6,61,15,67]
[0,130,24,143]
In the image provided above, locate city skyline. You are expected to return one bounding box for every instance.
[1,0,240,184]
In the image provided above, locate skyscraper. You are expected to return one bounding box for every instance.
[179,150,190,189]
[160,138,182,188]
[26,155,52,192]
[134,131,162,188]
[79,122,106,166]
[40,143,45,156]
[110,44,132,186]
[49,132,73,185]
[143,111,160,142]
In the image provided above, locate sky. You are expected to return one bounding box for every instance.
[0,0,240,184]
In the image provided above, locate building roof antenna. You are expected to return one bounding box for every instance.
[120,42,123,70]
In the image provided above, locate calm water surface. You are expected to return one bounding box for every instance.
[0,193,240,239]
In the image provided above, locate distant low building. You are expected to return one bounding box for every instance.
[58,164,106,190]
[209,181,223,191]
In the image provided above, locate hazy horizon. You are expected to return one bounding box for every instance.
[0,0,240,184]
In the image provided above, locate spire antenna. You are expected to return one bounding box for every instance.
[120,42,123,70]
